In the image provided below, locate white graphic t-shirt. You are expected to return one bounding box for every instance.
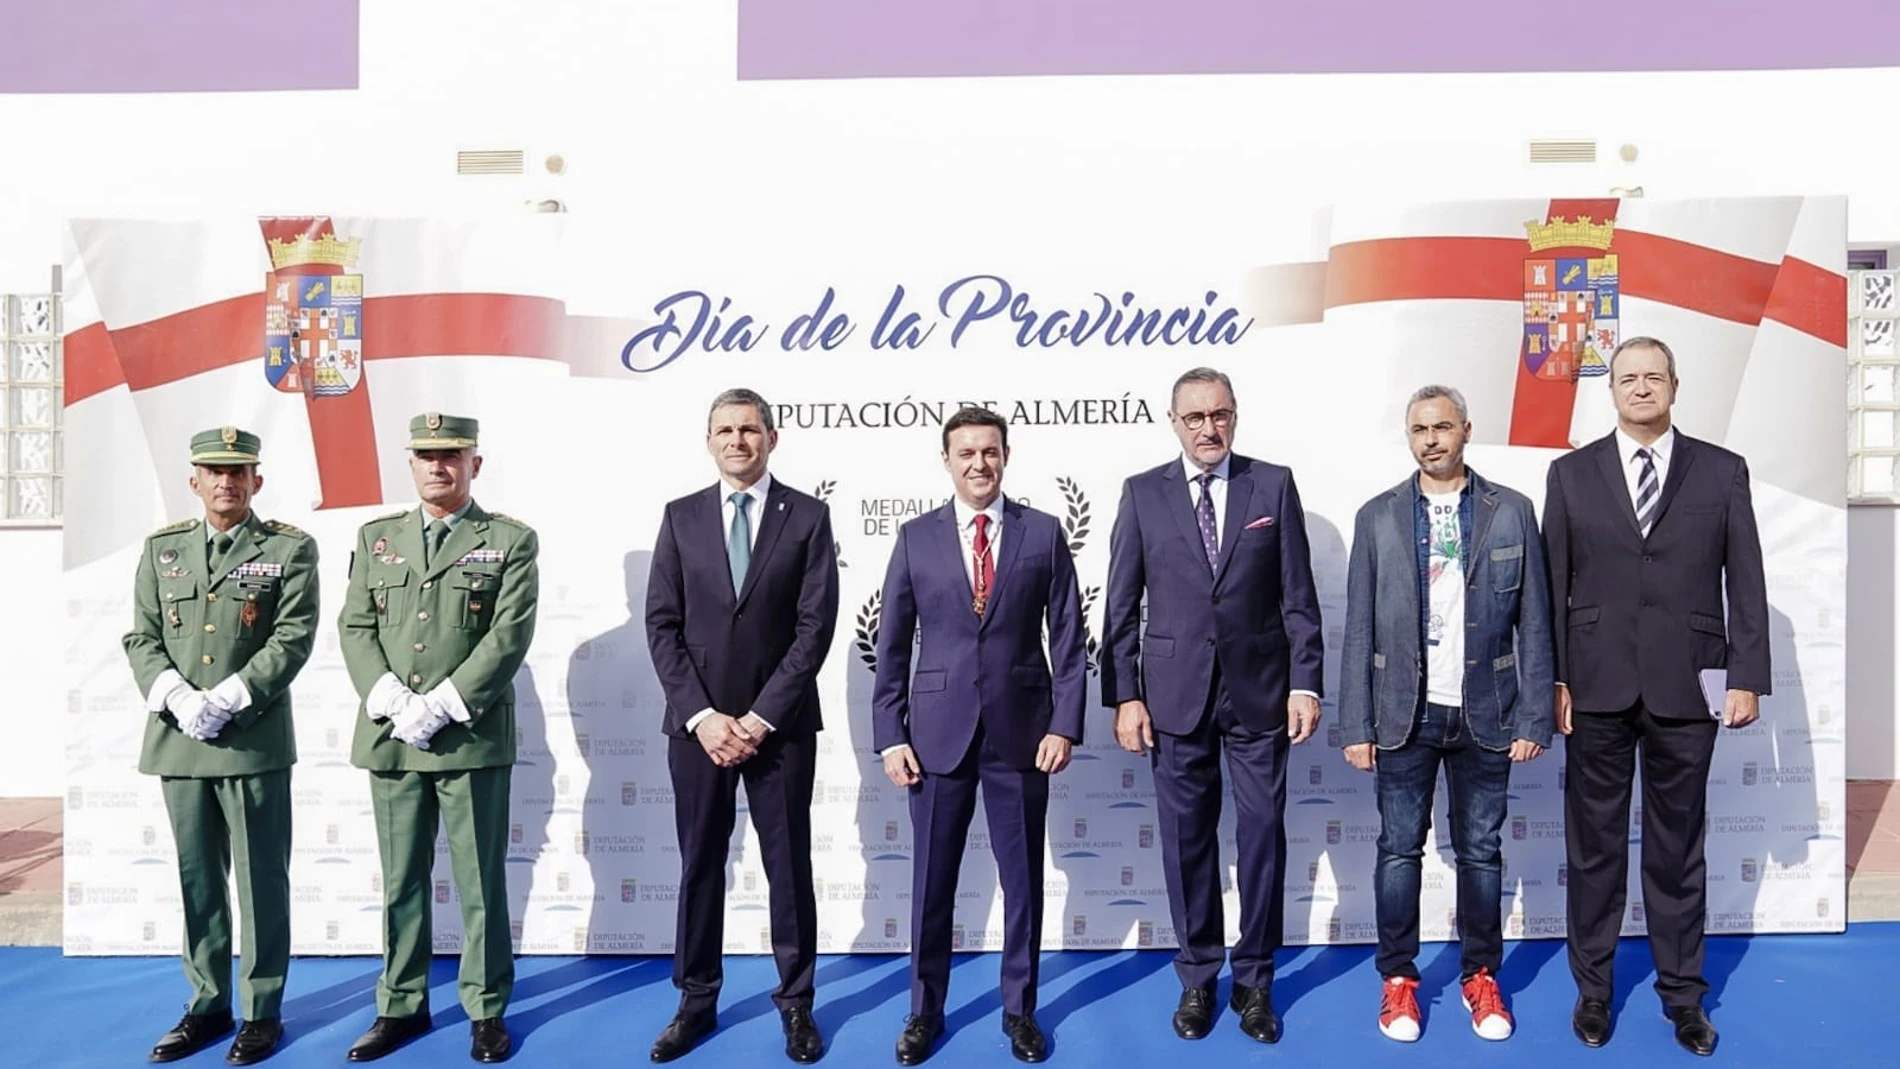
[1424,491,1465,706]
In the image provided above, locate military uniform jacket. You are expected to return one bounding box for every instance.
[342,501,539,772]
[123,514,320,778]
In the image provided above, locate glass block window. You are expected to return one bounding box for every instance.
[0,293,63,521]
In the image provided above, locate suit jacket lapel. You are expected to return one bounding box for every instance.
[696,487,738,607]
[1470,481,1499,561]
[209,515,264,589]
[188,522,211,588]
[424,503,489,582]
[736,481,791,609]
[1593,435,1641,538]
[931,503,969,605]
[1386,480,1419,624]
[1161,461,1213,579]
[396,509,428,579]
[980,498,1028,630]
[1212,458,1252,587]
[1648,434,1696,536]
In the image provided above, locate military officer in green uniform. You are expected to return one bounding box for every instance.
[340,413,539,1065]
[123,427,319,1066]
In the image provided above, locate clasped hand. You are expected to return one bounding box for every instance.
[167,686,234,742]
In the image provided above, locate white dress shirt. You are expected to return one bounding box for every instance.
[688,471,775,735]
[952,494,1005,590]
[1181,453,1317,704]
[1614,426,1675,515]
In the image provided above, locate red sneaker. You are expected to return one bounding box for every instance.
[1461,968,1514,1040]
[1379,975,1421,1042]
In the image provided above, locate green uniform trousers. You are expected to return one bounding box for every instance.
[369,766,513,1020]
[159,769,292,1021]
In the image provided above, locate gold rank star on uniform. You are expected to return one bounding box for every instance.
[340,413,539,1065]
[122,426,319,1066]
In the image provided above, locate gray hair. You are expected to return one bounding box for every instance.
[1608,336,1677,382]
[1405,384,1469,424]
[707,387,775,433]
[1170,367,1236,409]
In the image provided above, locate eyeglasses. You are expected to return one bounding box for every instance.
[1175,409,1235,431]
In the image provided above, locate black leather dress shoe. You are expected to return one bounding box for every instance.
[151,1011,235,1062]
[1229,985,1281,1044]
[1572,997,1612,1048]
[470,1018,512,1063]
[1003,1013,1047,1063]
[225,1018,283,1065]
[1666,1005,1718,1057]
[650,1010,716,1063]
[347,1014,433,1062]
[1172,987,1214,1039]
[895,1014,943,1066]
[781,1006,824,1063]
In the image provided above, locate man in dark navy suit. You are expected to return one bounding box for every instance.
[645,387,841,1064]
[1100,367,1325,1044]
[873,406,1088,1065]
[1545,337,1769,1058]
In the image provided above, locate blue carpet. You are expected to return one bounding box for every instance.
[3,926,1892,1068]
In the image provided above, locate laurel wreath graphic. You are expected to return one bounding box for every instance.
[1079,584,1102,674]
[812,479,846,568]
[1056,476,1103,673]
[1057,476,1091,556]
[854,590,882,672]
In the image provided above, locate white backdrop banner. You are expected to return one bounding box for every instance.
[61,197,1847,957]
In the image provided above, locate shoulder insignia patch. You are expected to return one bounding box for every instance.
[151,519,197,537]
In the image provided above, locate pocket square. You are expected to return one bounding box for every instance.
[1245,516,1275,530]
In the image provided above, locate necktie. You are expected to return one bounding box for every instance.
[426,520,449,567]
[972,514,994,618]
[211,531,234,573]
[1634,448,1659,537]
[728,492,752,596]
[1195,472,1220,570]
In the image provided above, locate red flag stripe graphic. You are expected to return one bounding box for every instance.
[62,321,125,405]
[95,294,262,400]
[1323,231,1782,327]
[64,292,566,407]
[1320,232,1833,341]
[361,294,567,358]
[1762,255,1849,348]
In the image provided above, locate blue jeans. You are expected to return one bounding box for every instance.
[1373,702,1512,981]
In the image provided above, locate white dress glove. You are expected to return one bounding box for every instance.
[166,686,209,738]
[390,692,450,750]
[186,675,250,741]
[366,672,407,722]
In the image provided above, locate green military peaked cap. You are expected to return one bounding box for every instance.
[189,426,262,465]
[409,412,479,450]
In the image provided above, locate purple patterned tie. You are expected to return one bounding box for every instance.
[1195,472,1219,570]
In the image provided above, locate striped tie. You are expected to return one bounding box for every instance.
[1634,447,1659,537]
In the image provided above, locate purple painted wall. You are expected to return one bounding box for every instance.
[3,1,357,94]
[739,0,1900,80]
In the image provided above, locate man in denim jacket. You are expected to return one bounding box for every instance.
[1337,384,1555,1044]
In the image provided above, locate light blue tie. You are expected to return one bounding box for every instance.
[728,492,751,596]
